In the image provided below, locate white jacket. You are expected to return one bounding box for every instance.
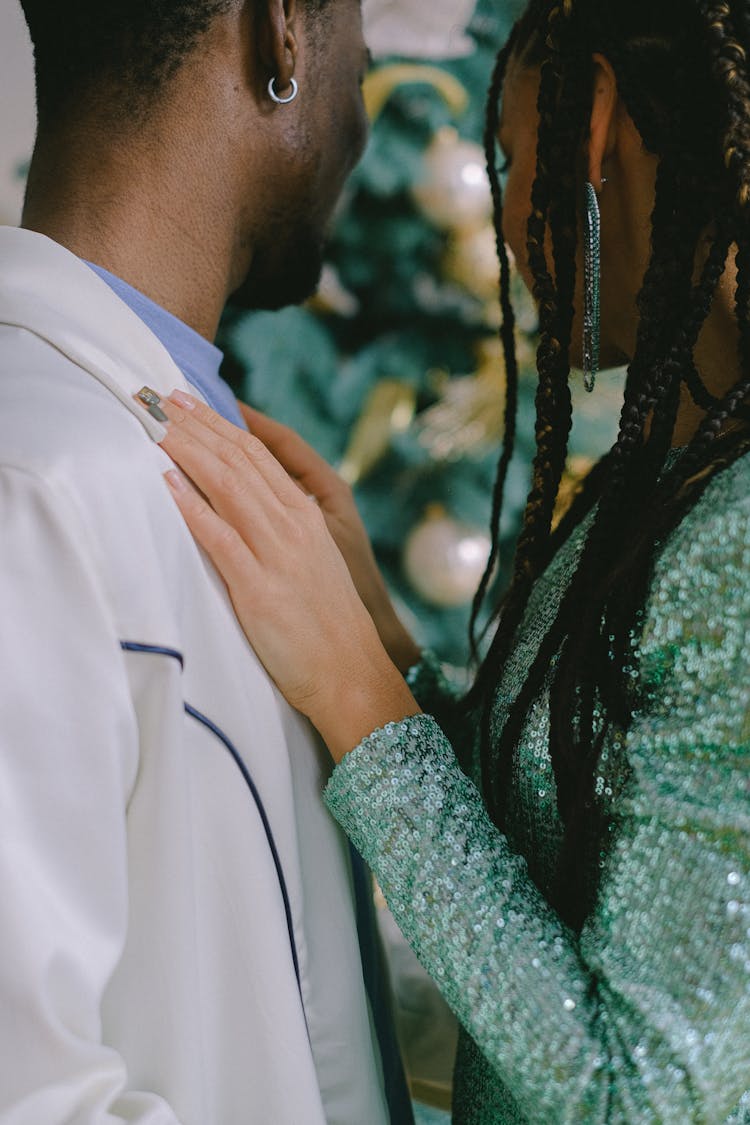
[0,226,391,1125]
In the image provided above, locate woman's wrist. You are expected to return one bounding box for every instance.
[365,587,422,673]
[380,617,423,675]
[310,656,422,764]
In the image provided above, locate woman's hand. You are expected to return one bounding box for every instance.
[238,402,422,674]
[159,391,421,762]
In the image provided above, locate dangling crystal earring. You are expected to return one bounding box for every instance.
[583,181,601,393]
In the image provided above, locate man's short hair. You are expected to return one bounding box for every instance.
[20,0,327,128]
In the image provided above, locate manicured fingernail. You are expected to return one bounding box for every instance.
[164,469,186,493]
[136,386,168,423]
[169,389,197,410]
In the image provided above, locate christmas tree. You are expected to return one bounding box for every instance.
[219,0,624,672]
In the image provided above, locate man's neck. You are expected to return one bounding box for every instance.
[21,124,249,343]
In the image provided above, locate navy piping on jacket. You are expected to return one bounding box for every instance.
[120,641,185,668]
[183,702,304,993]
[119,641,305,1012]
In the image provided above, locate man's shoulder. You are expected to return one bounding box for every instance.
[0,323,160,483]
[0,322,178,577]
[0,324,195,646]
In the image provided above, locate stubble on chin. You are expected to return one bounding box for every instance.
[228,223,327,312]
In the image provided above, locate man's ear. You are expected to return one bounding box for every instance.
[587,53,618,189]
[257,0,299,95]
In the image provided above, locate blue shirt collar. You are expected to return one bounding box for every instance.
[84,261,245,429]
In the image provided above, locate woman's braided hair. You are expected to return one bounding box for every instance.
[466,0,750,929]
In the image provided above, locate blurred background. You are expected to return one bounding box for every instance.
[1,0,625,1118]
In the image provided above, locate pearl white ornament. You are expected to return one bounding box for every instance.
[413,128,493,233]
[404,505,492,608]
[362,0,477,61]
[443,222,500,302]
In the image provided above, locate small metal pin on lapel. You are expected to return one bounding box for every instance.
[137,386,168,423]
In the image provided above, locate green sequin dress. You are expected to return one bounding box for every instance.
[325,452,750,1123]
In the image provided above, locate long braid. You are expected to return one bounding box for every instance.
[469,0,690,811]
[548,9,748,918]
[480,33,567,803]
[680,227,731,411]
[466,0,592,811]
[701,2,750,209]
[468,0,750,927]
[469,0,558,665]
[697,2,750,377]
[469,39,521,663]
[542,140,695,786]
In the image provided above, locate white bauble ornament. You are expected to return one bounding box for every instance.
[443,222,500,302]
[362,0,477,61]
[413,128,493,233]
[404,505,492,608]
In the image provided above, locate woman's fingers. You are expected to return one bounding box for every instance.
[160,415,421,758]
[239,402,420,671]
[155,394,419,674]
[239,401,347,506]
[159,392,306,512]
[159,411,267,530]
[164,469,257,591]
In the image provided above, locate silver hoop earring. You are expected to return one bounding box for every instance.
[583,182,601,394]
[268,77,299,105]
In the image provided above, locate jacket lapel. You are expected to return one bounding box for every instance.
[0,226,197,440]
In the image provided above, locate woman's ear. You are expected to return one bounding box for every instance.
[257,0,299,95]
[587,52,618,189]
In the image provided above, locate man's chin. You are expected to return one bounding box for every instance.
[227,250,325,313]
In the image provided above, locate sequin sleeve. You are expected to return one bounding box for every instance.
[405,650,470,762]
[405,650,460,711]
[325,497,750,1123]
